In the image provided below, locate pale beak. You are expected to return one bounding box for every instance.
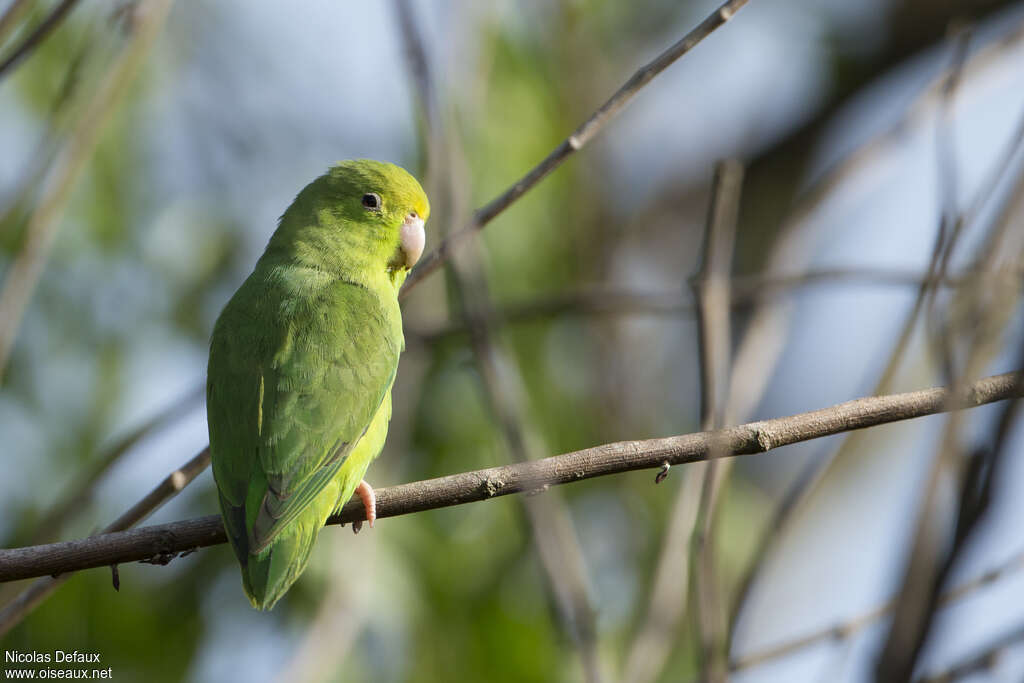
[399,213,425,268]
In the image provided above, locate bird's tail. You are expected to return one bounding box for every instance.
[241,528,318,610]
[219,495,319,610]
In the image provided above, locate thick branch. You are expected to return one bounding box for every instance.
[0,371,1020,583]
[0,447,209,637]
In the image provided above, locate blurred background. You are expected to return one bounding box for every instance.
[2,0,1024,681]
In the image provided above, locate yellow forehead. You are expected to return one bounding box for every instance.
[412,195,430,222]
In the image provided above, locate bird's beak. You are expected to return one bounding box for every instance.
[400,213,425,268]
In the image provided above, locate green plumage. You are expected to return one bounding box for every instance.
[207,160,429,609]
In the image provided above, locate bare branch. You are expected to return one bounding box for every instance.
[0,0,33,52]
[875,116,1024,681]
[625,160,743,683]
[692,160,743,681]
[915,620,1024,683]
[0,0,82,80]
[24,383,203,545]
[0,447,209,637]
[728,546,1024,673]
[927,25,972,381]
[0,0,175,379]
[408,266,1005,345]
[1,372,1020,586]
[395,2,603,677]
[727,53,1024,653]
[443,141,605,683]
[398,0,750,299]
[622,470,704,683]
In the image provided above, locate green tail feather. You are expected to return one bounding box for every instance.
[242,529,318,610]
[219,493,318,611]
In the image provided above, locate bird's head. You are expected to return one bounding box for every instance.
[273,159,430,282]
[325,159,429,272]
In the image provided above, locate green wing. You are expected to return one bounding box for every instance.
[208,266,400,558]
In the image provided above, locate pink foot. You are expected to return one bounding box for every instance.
[351,480,377,535]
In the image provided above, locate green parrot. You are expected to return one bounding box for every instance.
[206,159,428,610]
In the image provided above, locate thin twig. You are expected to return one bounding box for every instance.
[0,0,175,380]
[625,161,744,683]
[728,546,1024,672]
[0,0,33,52]
[445,147,605,683]
[726,44,1024,653]
[409,266,1005,344]
[868,31,986,683]
[0,371,1020,586]
[879,378,1023,681]
[915,621,1024,683]
[395,2,602,678]
[397,0,750,299]
[0,19,93,231]
[926,26,972,383]
[725,448,832,630]
[694,161,743,430]
[692,160,743,682]
[622,468,704,683]
[0,446,209,637]
[874,133,1024,682]
[0,0,82,80]
[24,383,203,545]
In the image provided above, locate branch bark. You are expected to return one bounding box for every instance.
[1,371,1020,584]
[0,447,209,636]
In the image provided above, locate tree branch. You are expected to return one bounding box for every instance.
[623,160,743,683]
[725,80,1024,662]
[1,371,1020,584]
[692,159,743,681]
[23,383,203,546]
[0,0,175,379]
[0,0,33,52]
[407,266,1006,345]
[0,0,82,81]
[729,545,1024,672]
[398,0,750,299]
[915,619,1024,683]
[0,446,209,636]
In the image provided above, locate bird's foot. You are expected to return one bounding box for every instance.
[351,480,377,534]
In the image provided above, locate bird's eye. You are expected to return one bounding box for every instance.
[361,193,382,211]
